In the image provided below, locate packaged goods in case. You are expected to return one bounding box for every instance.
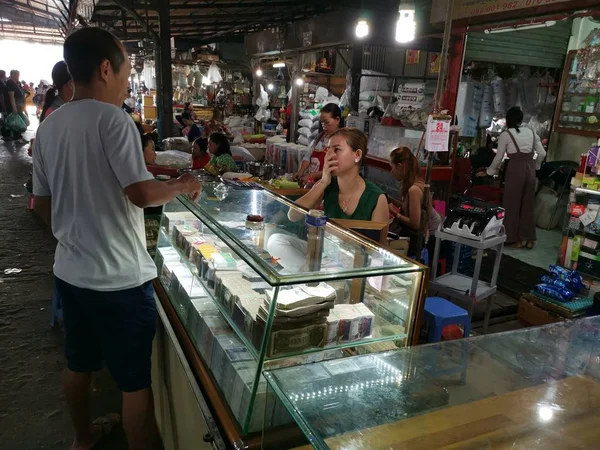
[154,189,426,435]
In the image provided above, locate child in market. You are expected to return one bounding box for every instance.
[141,134,156,165]
[192,137,211,170]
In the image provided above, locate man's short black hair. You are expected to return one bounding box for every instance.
[64,27,126,84]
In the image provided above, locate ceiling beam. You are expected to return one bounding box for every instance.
[94,1,314,11]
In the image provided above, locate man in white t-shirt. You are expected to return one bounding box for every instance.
[33,27,201,450]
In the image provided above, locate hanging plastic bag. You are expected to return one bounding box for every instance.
[254,84,269,121]
[478,84,493,128]
[207,63,222,84]
[6,113,27,133]
[491,77,506,116]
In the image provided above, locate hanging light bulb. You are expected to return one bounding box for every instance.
[272,60,286,68]
[396,0,416,43]
[295,77,304,87]
[255,68,263,77]
[355,19,369,39]
[267,83,274,91]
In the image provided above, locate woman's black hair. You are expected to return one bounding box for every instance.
[506,107,524,133]
[141,133,153,150]
[193,137,208,153]
[141,133,154,151]
[210,132,231,156]
[320,102,344,127]
[63,27,126,84]
[40,61,71,123]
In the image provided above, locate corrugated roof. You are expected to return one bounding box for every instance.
[0,0,68,43]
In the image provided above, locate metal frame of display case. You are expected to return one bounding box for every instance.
[553,50,600,138]
[154,185,429,447]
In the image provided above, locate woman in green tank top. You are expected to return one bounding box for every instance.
[292,128,388,221]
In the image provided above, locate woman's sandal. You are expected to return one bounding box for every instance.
[526,241,534,249]
[71,413,121,450]
[507,242,524,249]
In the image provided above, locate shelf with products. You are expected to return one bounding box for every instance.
[559,187,600,281]
[554,50,600,137]
[154,183,428,439]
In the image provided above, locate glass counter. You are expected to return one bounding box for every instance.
[154,185,428,435]
[264,317,600,449]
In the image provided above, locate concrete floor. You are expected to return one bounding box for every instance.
[0,117,128,450]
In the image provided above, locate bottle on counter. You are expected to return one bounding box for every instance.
[305,209,327,280]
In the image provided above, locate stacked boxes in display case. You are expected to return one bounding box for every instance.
[154,189,426,436]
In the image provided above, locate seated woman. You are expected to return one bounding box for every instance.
[181,111,202,143]
[269,128,388,271]
[192,137,211,170]
[388,147,441,258]
[205,132,238,175]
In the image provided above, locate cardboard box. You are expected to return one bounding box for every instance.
[143,95,154,106]
[518,297,565,327]
[143,105,157,120]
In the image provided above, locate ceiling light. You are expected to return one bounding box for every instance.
[255,68,263,77]
[355,19,369,39]
[267,83,275,91]
[295,77,304,87]
[272,61,286,68]
[396,1,416,43]
[485,20,557,34]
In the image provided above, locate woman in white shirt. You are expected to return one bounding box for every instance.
[477,107,546,249]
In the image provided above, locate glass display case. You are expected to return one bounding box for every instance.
[154,183,427,435]
[554,50,600,137]
[264,317,600,449]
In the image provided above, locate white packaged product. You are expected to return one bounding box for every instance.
[298,127,313,138]
[155,150,192,168]
[298,135,310,146]
[310,120,321,131]
[299,109,319,120]
[298,118,313,128]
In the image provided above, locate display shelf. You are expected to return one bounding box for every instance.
[178,183,421,286]
[263,317,600,450]
[158,229,260,361]
[553,50,600,138]
[158,228,410,364]
[429,273,496,301]
[154,193,428,438]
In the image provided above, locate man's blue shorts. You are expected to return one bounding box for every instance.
[55,277,156,393]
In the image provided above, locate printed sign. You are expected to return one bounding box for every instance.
[430,0,572,22]
[425,116,451,152]
[406,49,420,65]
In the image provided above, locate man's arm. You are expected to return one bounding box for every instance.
[8,91,16,113]
[33,195,51,227]
[125,175,201,208]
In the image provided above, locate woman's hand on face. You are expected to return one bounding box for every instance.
[321,152,338,187]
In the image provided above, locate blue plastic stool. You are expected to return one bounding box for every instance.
[424,296,471,343]
[50,285,62,327]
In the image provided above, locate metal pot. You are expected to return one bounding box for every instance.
[245,161,262,177]
[260,163,275,180]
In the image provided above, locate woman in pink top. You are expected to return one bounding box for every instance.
[40,61,73,122]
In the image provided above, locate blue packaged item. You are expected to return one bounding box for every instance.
[548,265,572,281]
[540,275,569,290]
[535,283,576,302]
[547,265,585,292]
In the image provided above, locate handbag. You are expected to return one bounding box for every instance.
[6,113,27,133]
